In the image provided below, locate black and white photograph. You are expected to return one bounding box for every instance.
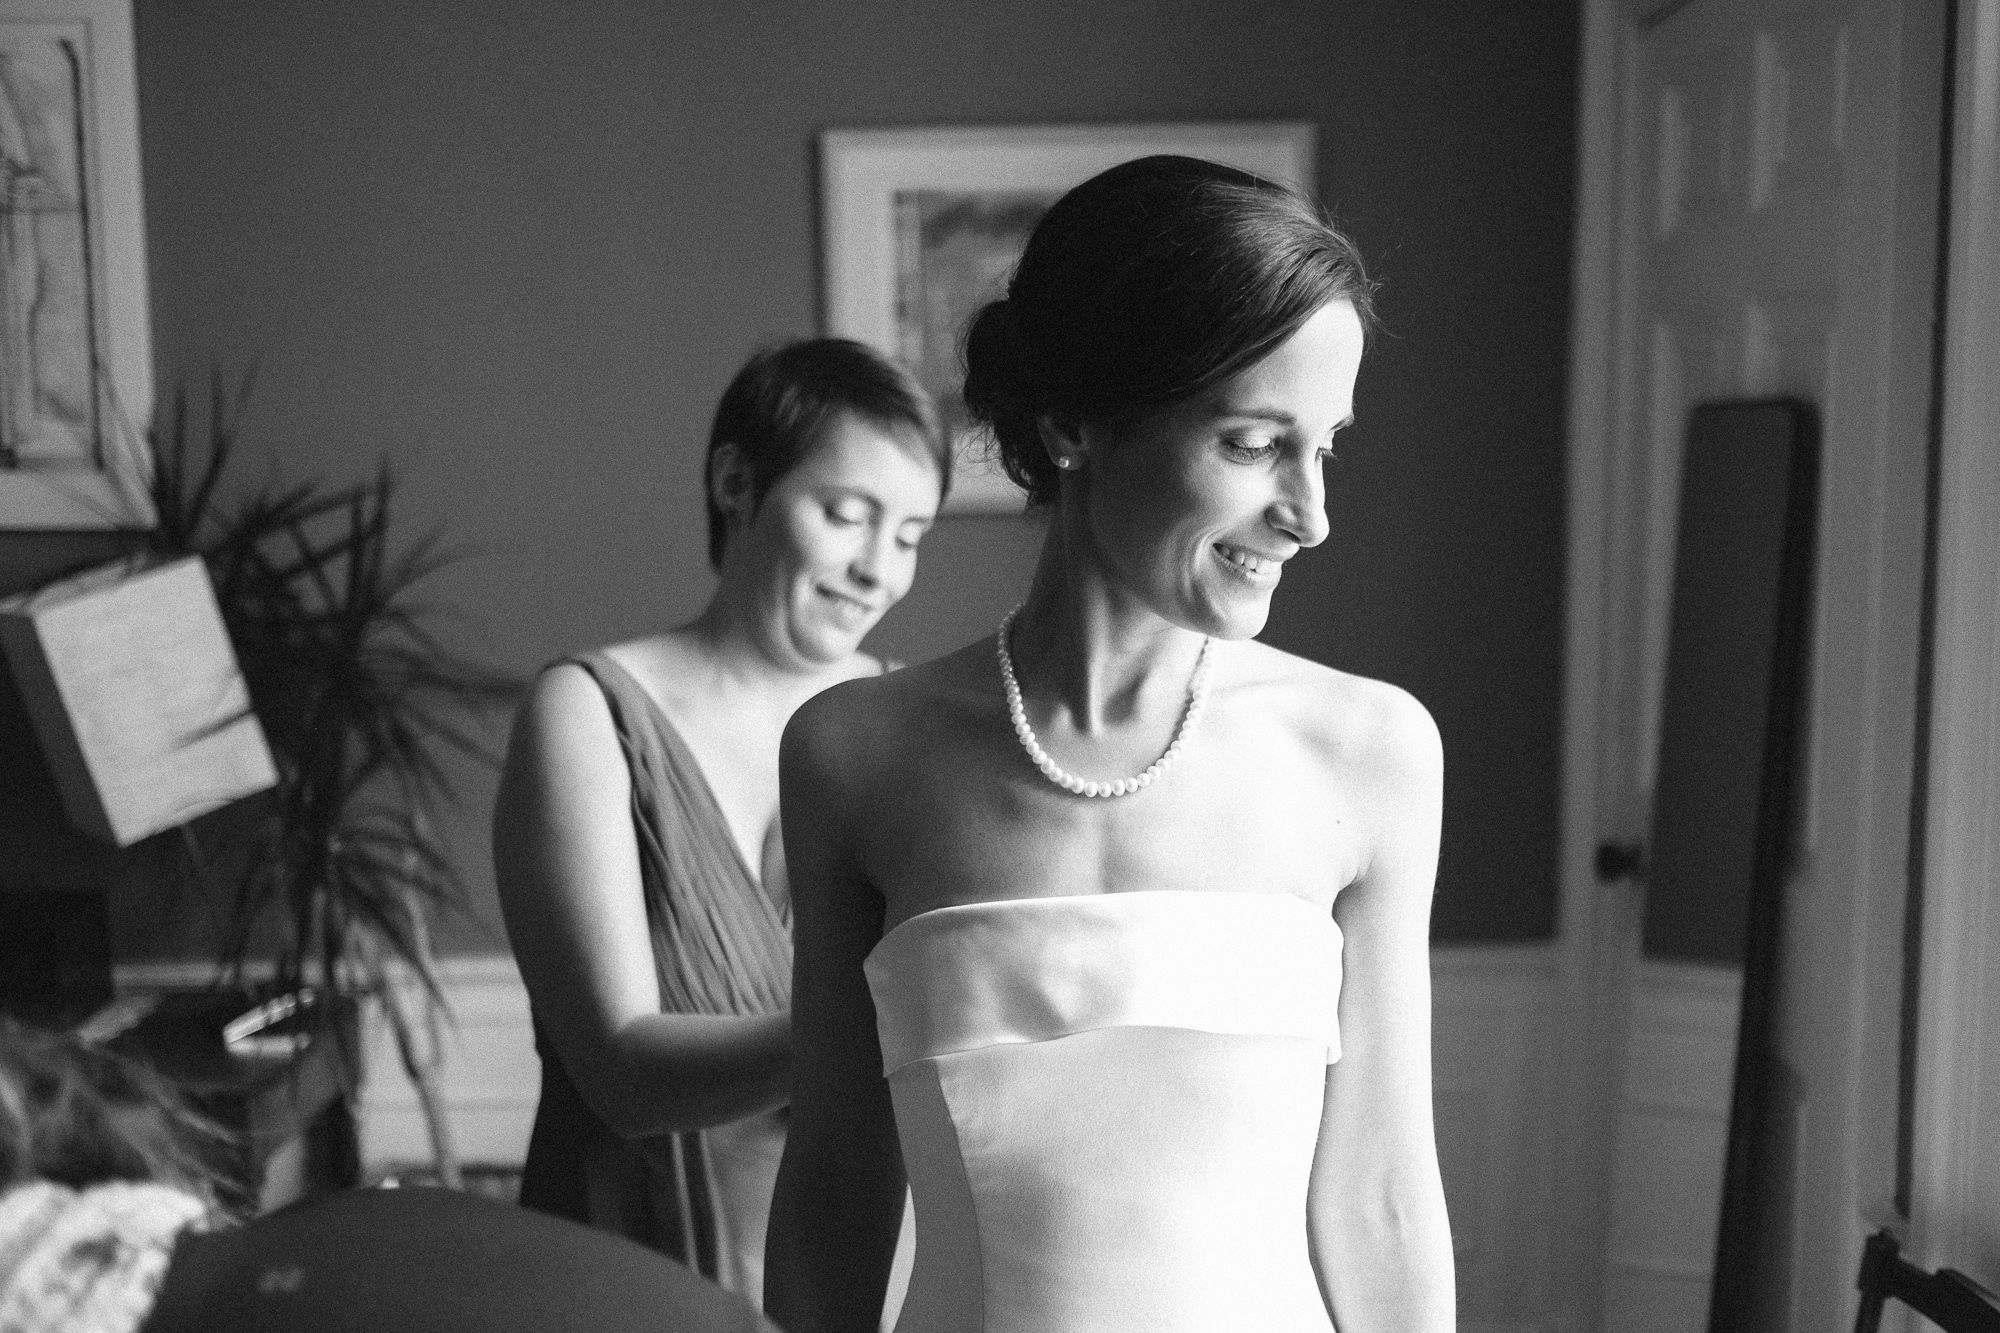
[0,2,1994,1332]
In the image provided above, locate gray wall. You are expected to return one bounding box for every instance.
[0,0,1574,956]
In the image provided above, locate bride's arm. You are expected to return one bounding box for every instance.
[765,689,906,1333]
[1307,682,1456,1331]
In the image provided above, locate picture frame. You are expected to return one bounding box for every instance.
[0,0,154,529]
[820,121,1316,514]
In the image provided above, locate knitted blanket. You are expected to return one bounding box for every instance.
[0,1181,209,1333]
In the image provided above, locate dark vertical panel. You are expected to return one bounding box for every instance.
[1642,400,1817,965]
[1637,398,1819,1333]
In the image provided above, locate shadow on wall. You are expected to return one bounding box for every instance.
[865,512,1043,667]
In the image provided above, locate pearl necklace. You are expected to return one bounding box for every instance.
[996,606,1213,799]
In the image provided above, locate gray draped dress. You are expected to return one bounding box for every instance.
[517,651,791,1301]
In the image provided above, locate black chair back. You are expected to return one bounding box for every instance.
[1853,1229,2000,1333]
[143,1184,778,1332]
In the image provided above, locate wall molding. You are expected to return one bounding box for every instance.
[111,953,538,1170]
[1601,959,1743,1325]
[1432,943,1561,1327]
[350,953,536,1170]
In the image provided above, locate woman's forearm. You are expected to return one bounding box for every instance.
[574,1009,792,1138]
[765,1127,905,1332]
[1310,1171,1457,1332]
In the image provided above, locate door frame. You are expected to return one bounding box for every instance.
[1909,0,2000,1283]
[1551,0,1646,1325]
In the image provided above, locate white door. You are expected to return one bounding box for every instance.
[1557,0,1942,1327]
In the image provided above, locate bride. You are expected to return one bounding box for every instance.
[764,155,1455,1333]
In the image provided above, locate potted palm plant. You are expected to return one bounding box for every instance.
[146,371,520,1189]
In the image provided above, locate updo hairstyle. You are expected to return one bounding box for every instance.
[961,155,1374,507]
[703,337,947,569]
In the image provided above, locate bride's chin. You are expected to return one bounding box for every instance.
[1212,611,1272,641]
[1186,591,1272,640]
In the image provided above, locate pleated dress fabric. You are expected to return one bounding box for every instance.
[517,652,791,1303]
[865,890,1344,1333]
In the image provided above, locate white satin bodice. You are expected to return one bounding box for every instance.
[864,891,1343,1333]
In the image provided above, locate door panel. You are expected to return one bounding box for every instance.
[1599,1,1855,1328]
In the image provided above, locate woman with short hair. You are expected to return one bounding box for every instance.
[495,338,946,1308]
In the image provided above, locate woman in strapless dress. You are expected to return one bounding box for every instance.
[764,157,1455,1333]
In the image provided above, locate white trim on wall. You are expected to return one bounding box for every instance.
[1600,961,1743,1330]
[1432,944,1561,1331]
[354,953,537,1171]
[112,954,542,1170]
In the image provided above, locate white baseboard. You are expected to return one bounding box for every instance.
[1433,943,1561,1329]
[353,954,538,1171]
[1600,959,1743,1328]
[112,954,543,1172]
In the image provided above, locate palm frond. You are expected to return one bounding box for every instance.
[147,373,525,1058]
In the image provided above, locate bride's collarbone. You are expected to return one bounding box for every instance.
[873,789,1345,909]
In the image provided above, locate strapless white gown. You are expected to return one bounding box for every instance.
[863,890,1343,1333]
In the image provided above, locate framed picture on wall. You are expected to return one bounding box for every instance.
[0,0,154,529]
[819,121,1315,514]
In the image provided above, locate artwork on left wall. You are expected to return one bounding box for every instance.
[819,121,1315,514]
[0,0,152,529]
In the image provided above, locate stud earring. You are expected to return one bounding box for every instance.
[1056,456,1078,471]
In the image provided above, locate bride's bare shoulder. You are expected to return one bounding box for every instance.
[782,638,998,789]
[1230,639,1441,781]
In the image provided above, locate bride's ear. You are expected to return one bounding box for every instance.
[1037,416,1087,474]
